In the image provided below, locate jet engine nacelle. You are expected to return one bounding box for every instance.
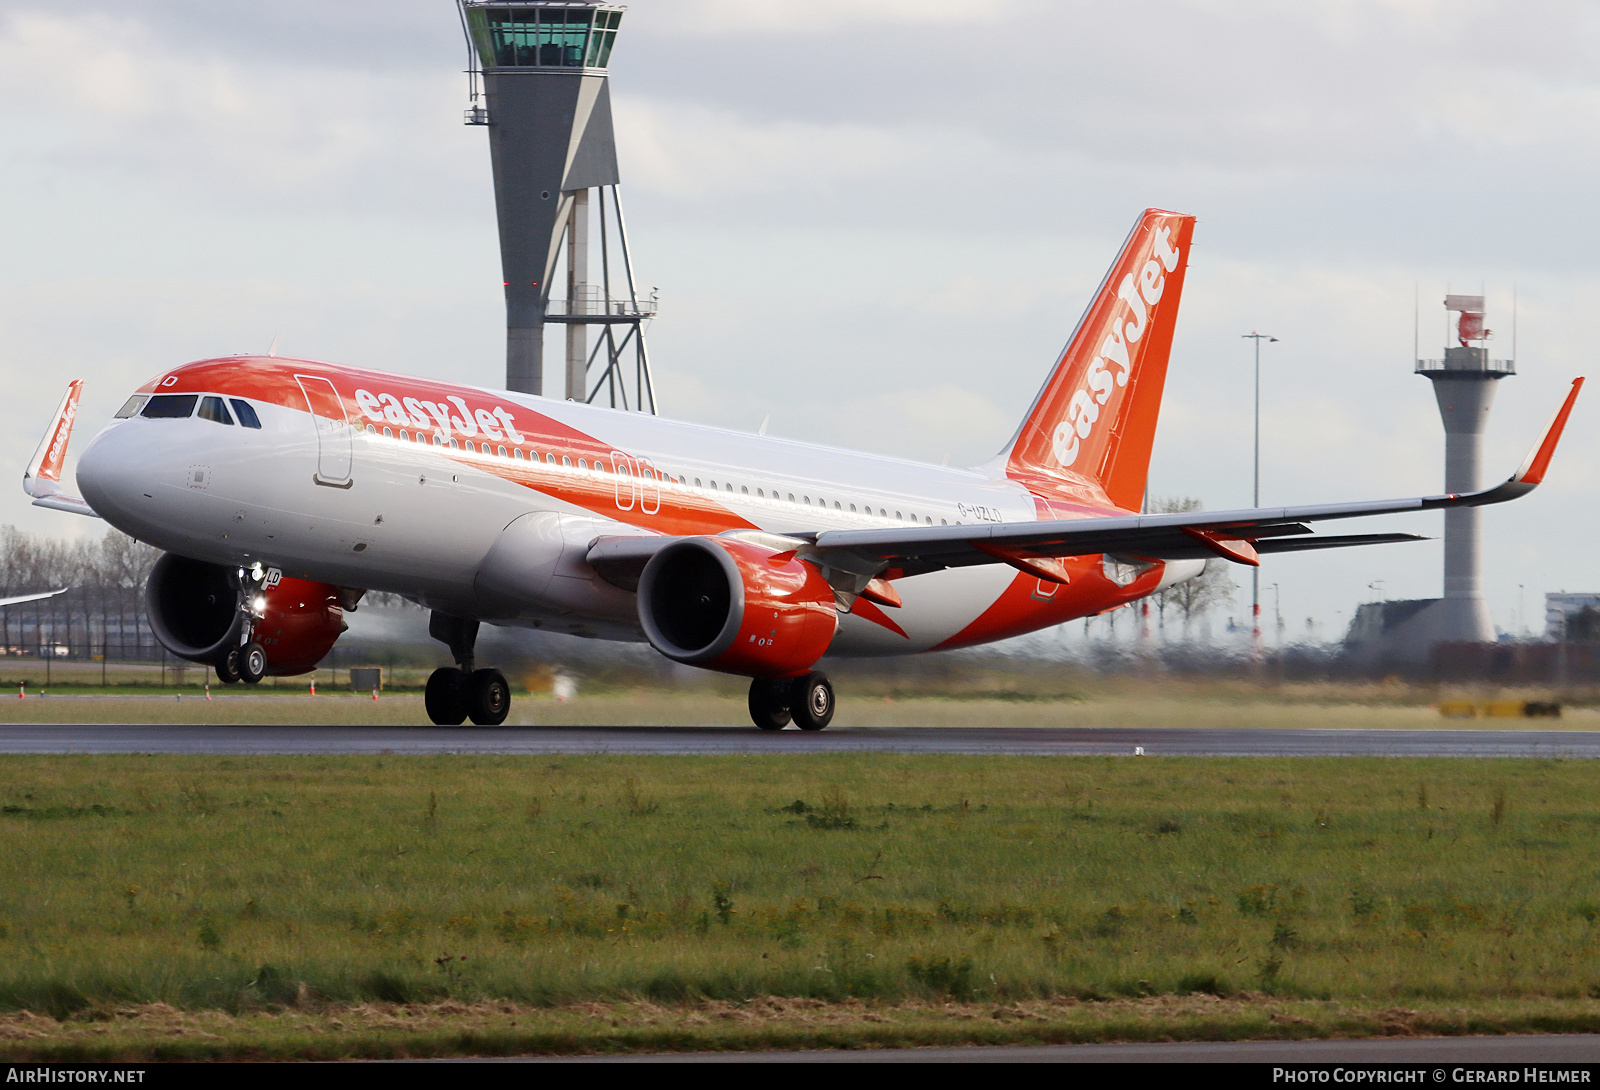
[637,537,838,678]
[145,553,344,676]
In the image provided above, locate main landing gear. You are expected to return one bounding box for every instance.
[425,612,510,726]
[748,672,835,731]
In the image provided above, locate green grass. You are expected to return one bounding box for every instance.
[2,753,1600,1030]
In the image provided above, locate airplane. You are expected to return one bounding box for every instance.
[19,208,1583,729]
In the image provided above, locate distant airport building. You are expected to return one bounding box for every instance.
[1545,593,1600,641]
[457,1,657,411]
[1346,293,1513,664]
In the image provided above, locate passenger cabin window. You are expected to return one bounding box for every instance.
[115,395,148,419]
[498,445,507,458]
[383,427,393,439]
[141,394,197,419]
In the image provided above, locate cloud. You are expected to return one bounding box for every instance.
[0,9,477,216]
[646,0,1021,34]
[614,94,938,201]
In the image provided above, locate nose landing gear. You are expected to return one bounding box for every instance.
[747,671,834,731]
[425,612,510,726]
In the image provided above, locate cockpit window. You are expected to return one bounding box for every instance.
[114,395,148,419]
[197,396,233,425]
[229,399,262,429]
[141,394,198,419]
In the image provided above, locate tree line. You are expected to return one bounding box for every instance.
[0,525,162,660]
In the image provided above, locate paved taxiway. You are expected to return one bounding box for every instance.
[2,724,1598,756]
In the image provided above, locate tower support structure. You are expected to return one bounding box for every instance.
[459,1,656,412]
[1414,295,1514,643]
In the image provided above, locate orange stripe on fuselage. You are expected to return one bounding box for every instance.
[146,357,758,537]
[931,554,1166,651]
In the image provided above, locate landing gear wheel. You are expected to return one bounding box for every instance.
[425,667,468,726]
[465,668,511,726]
[789,672,834,731]
[239,642,267,685]
[214,648,241,685]
[748,678,792,731]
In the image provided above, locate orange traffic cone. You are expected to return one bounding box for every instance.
[205,684,212,701]
[371,687,379,701]
[309,681,316,696]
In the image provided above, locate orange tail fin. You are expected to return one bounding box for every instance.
[1000,209,1195,511]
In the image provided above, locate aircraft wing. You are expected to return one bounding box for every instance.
[588,378,1579,592]
[0,588,68,608]
[802,377,1582,578]
[23,380,99,518]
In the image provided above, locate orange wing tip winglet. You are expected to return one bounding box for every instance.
[1514,376,1583,487]
[23,380,98,518]
[971,542,1073,585]
[1181,527,1261,567]
[1428,377,1584,511]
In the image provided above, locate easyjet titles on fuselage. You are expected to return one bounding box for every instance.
[352,388,526,445]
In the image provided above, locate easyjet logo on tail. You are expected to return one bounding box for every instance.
[1051,226,1183,468]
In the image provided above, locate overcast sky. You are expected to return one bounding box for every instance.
[1,0,1595,641]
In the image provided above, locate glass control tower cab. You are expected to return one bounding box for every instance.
[459,2,656,412]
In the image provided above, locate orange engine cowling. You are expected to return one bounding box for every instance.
[245,575,345,676]
[145,553,344,676]
[636,537,838,678]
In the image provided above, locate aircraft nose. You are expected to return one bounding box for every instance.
[77,422,153,531]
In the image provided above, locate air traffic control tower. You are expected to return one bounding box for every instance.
[458,1,657,411]
[1415,295,1515,642]
[1349,294,1516,660]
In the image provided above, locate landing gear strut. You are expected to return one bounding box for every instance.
[748,671,834,731]
[425,612,510,727]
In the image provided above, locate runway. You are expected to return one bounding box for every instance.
[2,724,1598,756]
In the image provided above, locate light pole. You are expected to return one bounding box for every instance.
[1242,331,1277,650]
